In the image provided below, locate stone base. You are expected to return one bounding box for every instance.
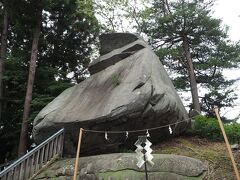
[34,153,207,180]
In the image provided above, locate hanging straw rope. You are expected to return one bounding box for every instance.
[83,117,192,134]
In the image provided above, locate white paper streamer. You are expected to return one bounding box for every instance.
[146,129,150,137]
[105,131,108,140]
[169,125,172,134]
[126,131,129,139]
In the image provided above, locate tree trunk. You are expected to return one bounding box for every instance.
[0,3,8,122]
[18,3,42,156]
[182,36,201,113]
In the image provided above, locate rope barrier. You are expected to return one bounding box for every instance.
[72,117,191,178]
[222,108,240,117]
[82,117,192,134]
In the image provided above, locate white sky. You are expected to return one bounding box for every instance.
[213,0,240,42]
[212,0,240,118]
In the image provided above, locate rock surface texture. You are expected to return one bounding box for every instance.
[33,153,207,180]
[33,33,189,156]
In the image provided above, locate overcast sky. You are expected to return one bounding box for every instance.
[213,0,240,42]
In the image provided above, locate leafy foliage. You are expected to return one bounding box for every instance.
[193,115,240,143]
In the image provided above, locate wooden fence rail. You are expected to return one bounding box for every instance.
[0,128,64,180]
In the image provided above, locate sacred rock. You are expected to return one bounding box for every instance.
[32,33,189,156]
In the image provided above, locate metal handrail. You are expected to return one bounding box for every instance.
[0,128,64,180]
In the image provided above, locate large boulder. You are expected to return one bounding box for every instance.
[33,153,207,180]
[33,33,189,156]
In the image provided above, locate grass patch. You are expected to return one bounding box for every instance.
[153,136,237,179]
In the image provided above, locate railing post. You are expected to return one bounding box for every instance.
[34,149,40,173]
[53,137,57,156]
[39,146,45,169]
[19,161,25,180]
[59,133,64,157]
[44,143,49,163]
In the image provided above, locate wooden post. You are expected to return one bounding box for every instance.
[214,106,240,180]
[73,128,84,180]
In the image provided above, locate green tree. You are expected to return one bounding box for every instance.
[0,0,29,163]
[142,0,240,115]
[0,0,99,163]
[41,0,99,83]
[0,0,9,123]
[18,0,42,156]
